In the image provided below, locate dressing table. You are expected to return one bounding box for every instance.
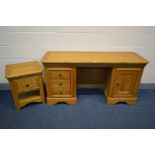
[41,51,149,105]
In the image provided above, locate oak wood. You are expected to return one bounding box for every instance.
[51,80,70,87]
[5,61,43,79]
[104,90,137,105]
[50,70,70,79]
[77,84,104,90]
[15,77,39,93]
[41,51,149,65]
[105,68,143,104]
[44,67,77,104]
[47,97,77,105]
[77,67,104,85]
[5,61,45,111]
[42,51,148,105]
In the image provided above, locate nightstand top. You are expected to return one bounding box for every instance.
[5,61,43,79]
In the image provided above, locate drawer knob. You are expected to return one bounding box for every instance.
[26,84,29,87]
[59,74,62,77]
[60,91,63,94]
[59,83,62,86]
[116,83,119,86]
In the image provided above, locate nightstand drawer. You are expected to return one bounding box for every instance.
[50,70,70,79]
[51,86,71,96]
[15,77,38,92]
[50,80,70,87]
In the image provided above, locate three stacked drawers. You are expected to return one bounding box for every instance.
[50,70,71,97]
[45,68,77,105]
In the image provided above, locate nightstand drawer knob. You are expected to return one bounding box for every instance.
[26,84,30,87]
[59,74,62,77]
[59,82,62,86]
[60,91,63,94]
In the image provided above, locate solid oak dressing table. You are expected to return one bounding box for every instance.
[41,51,149,105]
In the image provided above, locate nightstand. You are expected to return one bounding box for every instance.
[5,61,45,111]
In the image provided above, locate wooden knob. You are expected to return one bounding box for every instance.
[60,91,63,94]
[26,84,29,87]
[116,83,119,86]
[59,83,62,86]
[59,74,62,77]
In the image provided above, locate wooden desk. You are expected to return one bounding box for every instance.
[41,51,149,105]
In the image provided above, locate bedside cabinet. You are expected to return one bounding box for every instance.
[44,67,77,105]
[5,61,45,111]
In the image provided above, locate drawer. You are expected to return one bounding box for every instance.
[15,77,38,92]
[50,80,70,87]
[51,86,71,96]
[50,70,70,79]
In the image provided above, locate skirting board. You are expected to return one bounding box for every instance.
[1,83,155,90]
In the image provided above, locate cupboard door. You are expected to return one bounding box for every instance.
[109,68,143,98]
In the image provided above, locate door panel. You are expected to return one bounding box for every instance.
[110,68,142,97]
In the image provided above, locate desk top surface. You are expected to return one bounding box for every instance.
[41,51,149,65]
[5,61,43,79]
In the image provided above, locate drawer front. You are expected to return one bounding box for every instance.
[15,77,38,92]
[51,86,71,96]
[50,80,70,87]
[50,70,70,79]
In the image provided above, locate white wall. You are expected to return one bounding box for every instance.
[0,26,155,83]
